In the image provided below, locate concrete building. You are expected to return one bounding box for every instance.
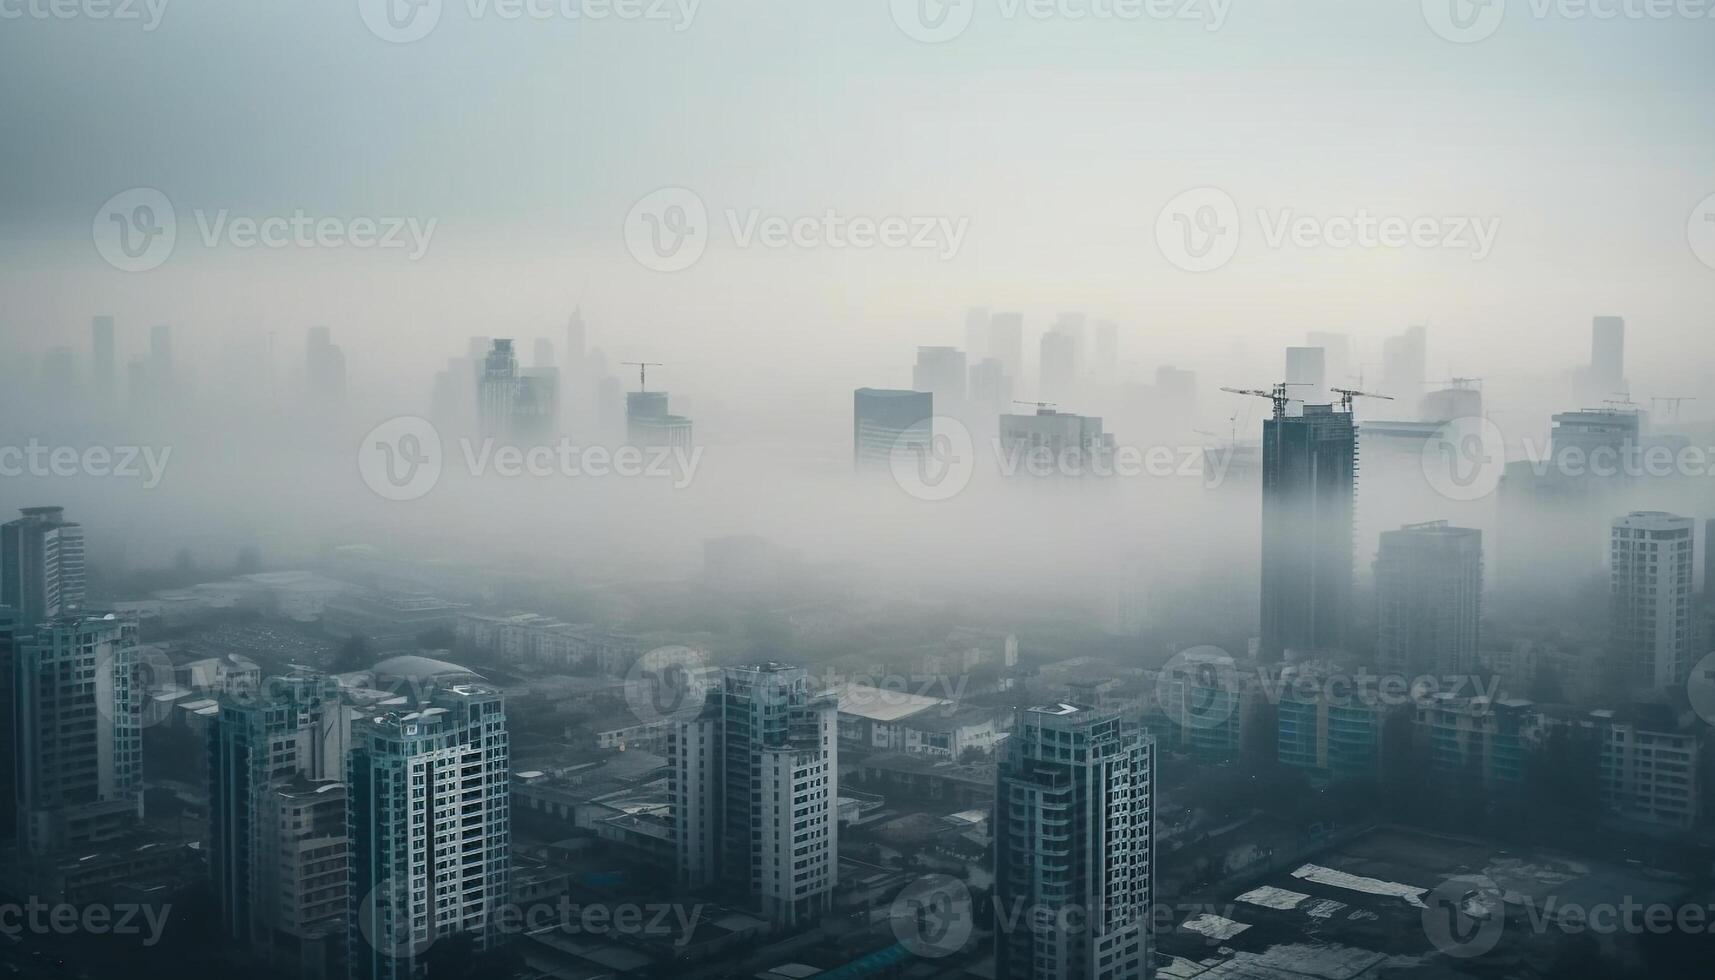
[210,670,353,959]
[1374,522,1483,677]
[346,683,510,980]
[1261,402,1356,660]
[997,407,1116,479]
[1608,512,1695,691]
[853,388,932,473]
[994,703,1153,980]
[322,592,461,653]
[1275,662,1385,784]
[1,506,86,627]
[669,663,838,927]
[625,388,694,449]
[1597,712,1700,830]
[1416,694,1541,787]
[13,614,143,855]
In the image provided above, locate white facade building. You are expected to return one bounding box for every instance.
[1609,511,1695,690]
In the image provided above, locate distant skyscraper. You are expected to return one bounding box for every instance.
[853,388,932,472]
[1380,324,1426,401]
[1590,315,1625,394]
[995,703,1153,980]
[968,357,1013,418]
[964,307,990,362]
[1261,402,1356,660]
[670,663,838,927]
[1375,522,1483,677]
[210,671,352,958]
[1,506,86,626]
[565,308,587,370]
[1609,512,1694,690]
[989,313,1025,384]
[0,605,16,841]
[624,388,692,449]
[1039,332,1076,405]
[997,407,1115,479]
[478,339,555,442]
[1305,331,1350,391]
[306,326,347,408]
[13,614,142,855]
[1285,346,1327,412]
[912,346,967,406]
[347,683,509,980]
[1052,312,1088,375]
[91,315,116,404]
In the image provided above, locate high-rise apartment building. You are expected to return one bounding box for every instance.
[1375,522,1483,677]
[853,388,932,472]
[669,663,838,927]
[1608,511,1695,690]
[1,506,86,627]
[13,614,143,856]
[994,703,1153,980]
[211,670,353,957]
[346,683,510,980]
[1260,402,1356,660]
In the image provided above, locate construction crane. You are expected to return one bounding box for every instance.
[620,361,662,392]
[1012,400,1057,412]
[1220,383,1306,420]
[1329,387,1393,414]
[1651,396,1696,424]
